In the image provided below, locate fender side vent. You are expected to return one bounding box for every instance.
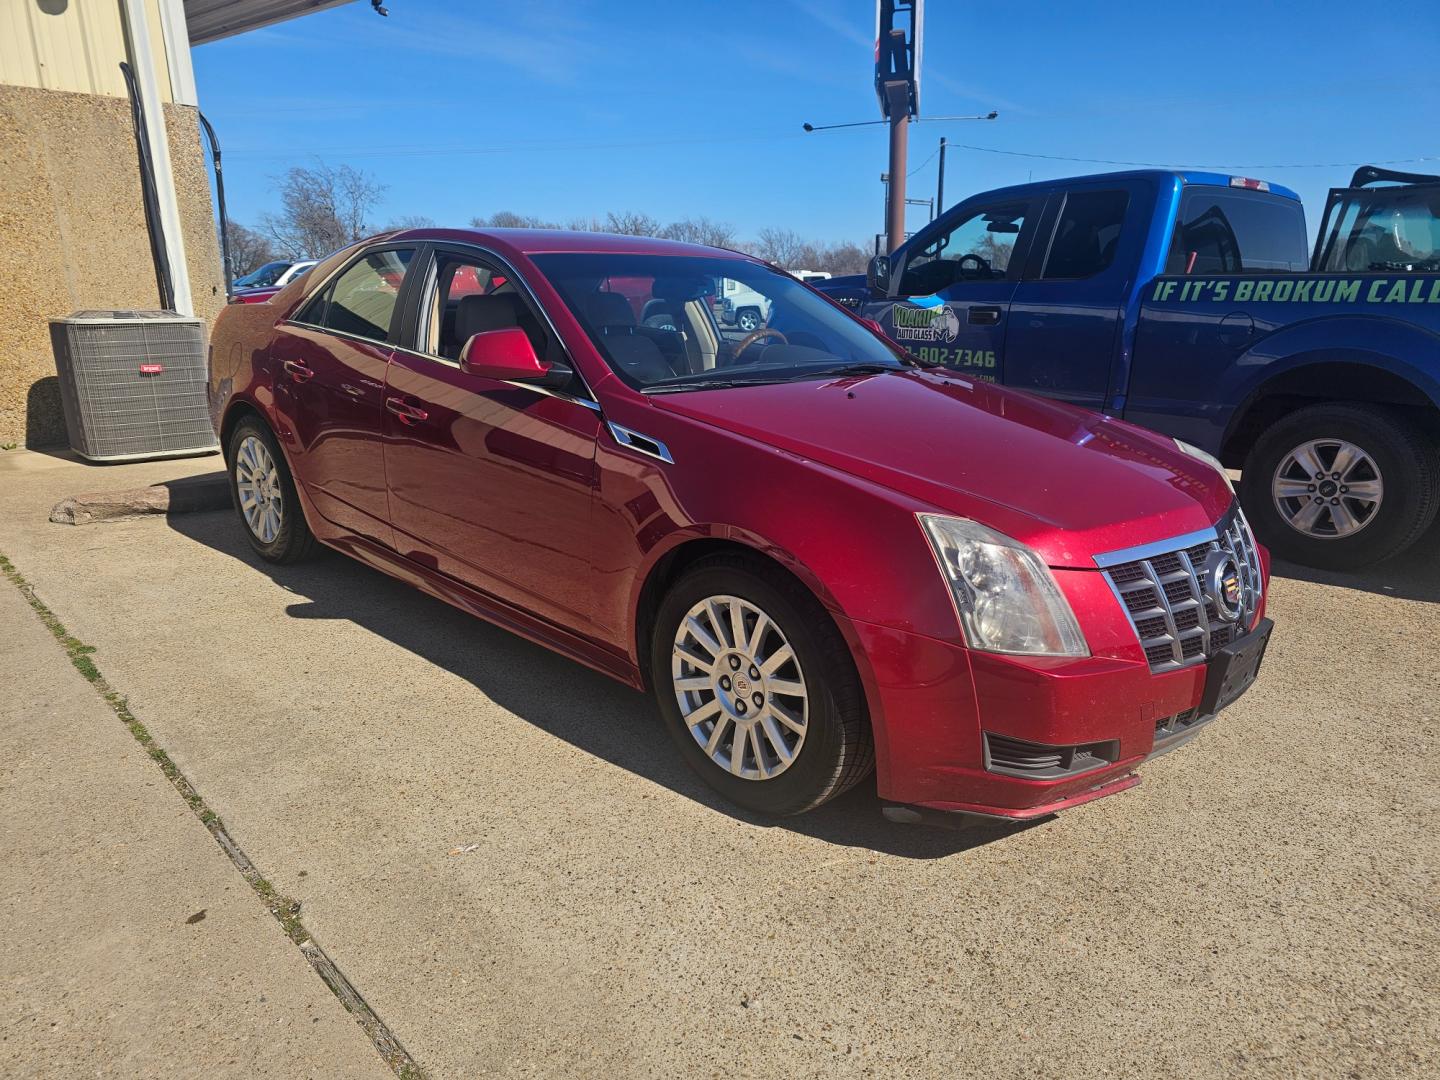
[983,733,1119,780]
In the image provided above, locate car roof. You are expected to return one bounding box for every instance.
[963,168,1302,204]
[381,227,754,260]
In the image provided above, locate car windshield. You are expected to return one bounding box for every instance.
[234,261,290,288]
[533,253,913,392]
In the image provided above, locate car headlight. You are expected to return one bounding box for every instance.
[1173,438,1234,492]
[917,514,1089,657]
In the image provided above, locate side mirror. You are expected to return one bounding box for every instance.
[866,254,891,295]
[459,327,572,389]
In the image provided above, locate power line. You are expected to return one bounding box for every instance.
[937,143,1440,172]
[225,127,1440,174]
[906,146,940,178]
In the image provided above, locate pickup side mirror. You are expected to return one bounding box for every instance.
[866,254,891,295]
[459,327,572,389]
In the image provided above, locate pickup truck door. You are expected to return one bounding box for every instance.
[1002,182,1147,410]
[865,196,1043,380]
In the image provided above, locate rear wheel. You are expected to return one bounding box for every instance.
[226,416,318,564]
[735,308,761,332]
[650,555,874,816]
[1240,402,1439,570]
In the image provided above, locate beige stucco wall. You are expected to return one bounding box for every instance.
[0,83,223,447]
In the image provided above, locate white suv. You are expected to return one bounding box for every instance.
[718,277,772,332]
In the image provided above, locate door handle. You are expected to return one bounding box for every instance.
[385,396,429,425]
[282,359,315,382]
[968,306,1002,326]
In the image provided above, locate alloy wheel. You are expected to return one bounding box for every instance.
[1271,438,1383,540]
[670,594,808,781]
[234,435,284,544]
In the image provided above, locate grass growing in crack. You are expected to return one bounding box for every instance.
[0,551,425,1079]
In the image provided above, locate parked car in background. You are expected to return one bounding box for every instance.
[229,260,318,305]
[715,276,772,331]
[817,167,1440,570]
[231,259,313,290]
[209,227,1270,826]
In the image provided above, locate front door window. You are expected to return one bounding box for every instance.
[897,203,1028,296]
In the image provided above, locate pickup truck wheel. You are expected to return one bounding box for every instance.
[1240,403,1439,570]
[735,308,761,332]
[650,555,874,816]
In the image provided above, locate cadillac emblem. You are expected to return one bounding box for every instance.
[1202,551,1245,623]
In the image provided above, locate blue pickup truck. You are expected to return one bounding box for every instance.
[816,167,1440,569]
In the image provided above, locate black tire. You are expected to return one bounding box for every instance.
[1240,402,1440,570]
[736,308,761,332]
[649,554,874,816]
[226,416,319,564]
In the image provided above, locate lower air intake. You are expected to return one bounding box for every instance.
[983,732,1119,780]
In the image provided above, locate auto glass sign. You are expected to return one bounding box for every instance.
[890,303,959,342]
[1151,276,1440,304]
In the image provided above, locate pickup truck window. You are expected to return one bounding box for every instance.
[1042,190,1129,279]
[1165,188,1307,274]
[1315,186,1440,273]
[899,203,1029,295]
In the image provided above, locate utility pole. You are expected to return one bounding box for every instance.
[937,136,946,217]
[883,64,911,254]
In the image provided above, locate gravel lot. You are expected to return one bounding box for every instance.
[2,451,1436,1079]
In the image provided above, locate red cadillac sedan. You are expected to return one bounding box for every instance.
[208,228,1271,824]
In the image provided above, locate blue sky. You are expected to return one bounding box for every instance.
[192,0,1440,247]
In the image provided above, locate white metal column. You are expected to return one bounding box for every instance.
[119,0,194,316]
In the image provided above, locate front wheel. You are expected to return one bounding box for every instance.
[650,555,874,816]
[735,308,761,333]
[1240,402,1439,570]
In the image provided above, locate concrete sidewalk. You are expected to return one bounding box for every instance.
[0,475,389,1077]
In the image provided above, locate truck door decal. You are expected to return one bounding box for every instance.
[1151,276,1440,305]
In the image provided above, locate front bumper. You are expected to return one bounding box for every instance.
[851,544,1270,821]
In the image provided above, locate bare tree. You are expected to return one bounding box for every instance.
[386,214,436,230]
[751,227,809,268]
[261,163,387,259]
[602,211,663,236]
[814,240,870,275]
[660,216,737,248]
[223,221,276,276]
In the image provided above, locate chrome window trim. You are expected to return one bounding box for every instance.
[277,320,391,352]
[607,421,673,464]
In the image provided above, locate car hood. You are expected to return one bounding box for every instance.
[650,370,1234,568]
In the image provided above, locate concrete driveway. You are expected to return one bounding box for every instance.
[1,449,1436,1079]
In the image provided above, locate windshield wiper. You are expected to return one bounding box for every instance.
[791,363,900,379]
[643,378,787,394]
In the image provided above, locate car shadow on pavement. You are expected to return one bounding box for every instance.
[1269,523,1440,604]
[168,511,1032,860]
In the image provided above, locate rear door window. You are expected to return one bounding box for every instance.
[1166,189,1307,274]
[1041,190,1130,279]
[301,248,414,341]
